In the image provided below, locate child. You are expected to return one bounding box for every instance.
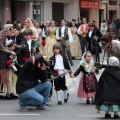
[3,41,18,99]
[18,28,39,66]
[50,43,72,105]
[95,56,120,119]
[71,51,97,104]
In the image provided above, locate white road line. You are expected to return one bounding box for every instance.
[0,114,39,116]
[78,115,103,117]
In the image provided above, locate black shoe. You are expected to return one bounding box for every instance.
[114,114,120,119]
[71,63,74,66]
[86,99,90,104]
[96,69,99,74]
[91,100,95,105]
[58,101,62,105]
[72,57,75,60]
[0,95,4,99]
[5,94,12,99]
[105,114,111,118]
[64,93,69,103]
[10,93,19,99]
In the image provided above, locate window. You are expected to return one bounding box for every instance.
[33,2,44,22]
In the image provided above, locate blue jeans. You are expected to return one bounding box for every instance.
[19,81,52,107]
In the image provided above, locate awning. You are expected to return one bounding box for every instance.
[80,0,100,9]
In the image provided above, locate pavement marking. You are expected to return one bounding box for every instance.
[0,114,39,116]
[78,115,103,117]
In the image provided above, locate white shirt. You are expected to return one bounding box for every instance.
[37,28,42,37]
[77,24,87,35]
[54,54,64,70]
[56,26,73,43]
[26,39,32,57]
[88,31,93,38]
[5,38,13,47]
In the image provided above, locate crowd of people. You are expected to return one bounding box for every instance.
[0,17,120,119]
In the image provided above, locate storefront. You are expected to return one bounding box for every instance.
[80,0,100,27]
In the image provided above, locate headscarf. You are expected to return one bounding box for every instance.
[80,51,94,73]
[27,18,34,28]
[109,56,119,66]
[4,24,13,31]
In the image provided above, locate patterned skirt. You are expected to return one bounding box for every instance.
[77,74,97,98]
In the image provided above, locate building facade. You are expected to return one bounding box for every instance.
[1,0,80,25]
[0,0,120,27]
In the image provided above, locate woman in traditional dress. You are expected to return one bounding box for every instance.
[70,21,82,58]
[100,23,107,35]
[44,20,57,58]
[22,18,38,41]
[0,27,16,99]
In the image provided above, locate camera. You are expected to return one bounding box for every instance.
[41,60,54,68]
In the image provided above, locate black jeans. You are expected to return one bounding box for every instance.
[80,37,88,55]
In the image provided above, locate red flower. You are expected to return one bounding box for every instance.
[41,40,46,46]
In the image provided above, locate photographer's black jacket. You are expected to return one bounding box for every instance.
[50,54,71,71]
[16,55,48,94]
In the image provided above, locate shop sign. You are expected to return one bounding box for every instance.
[80,0,100,9]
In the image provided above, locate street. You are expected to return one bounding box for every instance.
[0,53,116,120]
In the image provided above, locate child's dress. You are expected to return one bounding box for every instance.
[2,54,17,94]
[74,65,97,98]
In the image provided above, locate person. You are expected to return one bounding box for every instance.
[12,26,25,45]
[16,54,52,111]
[22,18,38,41]
[86,22,102,65]
[100,33,120,66]
[3,41,18,99]
[34,22,42,39]
[107,23,116,39]
[44,20,57,58]
[50,43,73,105]
[18,28,39,66]
[71,51,97,104]
[17,21,22,29]
[40,21,46,31]
[70,21,82,58]
[56,19,74,66]
[0,29,16,98]
[77,18,89,55]
[95,56,120,119]
[34,22,43,54]
[100,23,107,35]
[4,24,14,47]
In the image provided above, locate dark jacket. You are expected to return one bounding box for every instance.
[86,28,102,54]
[95,66,120,106]
[12,33,25,45]
[18,40,39,65]
[50,54,71,72]
[16,55,48,94]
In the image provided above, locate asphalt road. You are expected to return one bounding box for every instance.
[0,53,116,120]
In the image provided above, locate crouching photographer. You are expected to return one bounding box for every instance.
[16,54,52,111]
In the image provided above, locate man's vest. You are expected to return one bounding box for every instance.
[59,26,69,40]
